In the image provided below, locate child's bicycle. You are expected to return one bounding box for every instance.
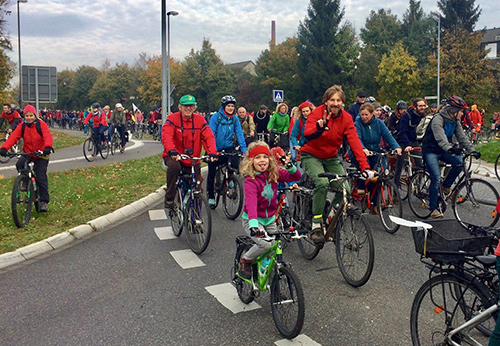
[294,171,375,287]
[232,228,307,339]
[168,154,212,254]
[6,151,43,228]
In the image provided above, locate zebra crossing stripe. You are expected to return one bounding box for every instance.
[148,209,167,220]
[205,282,261,314]
[154,226,177,240]
[170,249,205,269]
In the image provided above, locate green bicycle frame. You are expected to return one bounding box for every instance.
[240,239,284,291]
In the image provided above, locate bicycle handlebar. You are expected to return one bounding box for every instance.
[251,228,308,242]
[5,151,42,158]
[177,154,210,161]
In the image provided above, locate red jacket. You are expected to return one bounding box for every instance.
[301,105,369,170]
[0,110,21,125]
[83,110,108,128]
[161,112,216,166]
[1,120,53,155]
[469,109,483,126]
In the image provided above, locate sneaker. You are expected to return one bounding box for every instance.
[371,204,380,215]
[228,180,235,189]
[239,258,252,279]
[431,209,443,219]
[39,201,48,212]
[208,198,216,209]
[164,198,174,209]
[441,185,452,196]
[310,223,325,245]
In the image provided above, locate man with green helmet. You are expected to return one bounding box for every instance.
[161,94,218,209]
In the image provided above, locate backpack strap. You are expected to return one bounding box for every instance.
[21,120,43,138]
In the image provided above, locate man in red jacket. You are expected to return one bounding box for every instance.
[161,94,218,209]
[0,104,53,212]
[301,85,372,244]
[0,103,21,133]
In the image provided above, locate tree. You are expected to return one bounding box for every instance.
[376,42,422,107]
[357,9,402,96]
[56,69,76,110]
[425,28,498,109]
[0,0,15,102]
[401,0,435,67]
[438,0,481,33]
[177,39,235,112]
[296,0,360,105]
[71,66,100,109]
[255,37,300,105]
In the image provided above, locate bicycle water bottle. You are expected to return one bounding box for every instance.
[259,256,272,277]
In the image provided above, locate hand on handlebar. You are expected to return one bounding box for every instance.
[362,169,377,181]
[209,153,219,162]
[0,148,7,157]
[250,227,266,238]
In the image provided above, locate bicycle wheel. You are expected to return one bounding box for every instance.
[223,175,244,220]
[212,168,223,209]
[100,140,109,159]
[169,188,184,237]
[452,178,500,228]
[270,265,305,339]
[335,209,374,287]
[410,274,495,346]
[11,174,34,228]
[399,165,409,201]
[83,137,96,162]
[185,193,212,254]
[495,153,500,181]
[378,180,403,234]
[110,134,120,155]
[233,239,255,304]
[408,171,432,219]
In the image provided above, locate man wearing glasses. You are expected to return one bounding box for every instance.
[347,90,367,121]
[161,94,218,209]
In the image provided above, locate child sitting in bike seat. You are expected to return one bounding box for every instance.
[238,141,301,279]
[0,104,53,212]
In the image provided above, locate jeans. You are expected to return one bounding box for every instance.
[423,151,463,211]
[92,125,108,144]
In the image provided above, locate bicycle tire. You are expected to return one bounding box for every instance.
[270,265,305,339]
[335,209,374,287]
[223,175,244,220]
[83,137,96,162]
[100,141,109,159]
[410,273,495,345]
[399,165,409,201]
[495,153,500,181]
[169,188,184,237]
[408,171,432,219]
[212,168,223,209]
[233,240,255,304]
[110,134,120,155]
[185,193,212,254]
[378,180,403,234]
[11,174,34,228]
[452,178,500,228]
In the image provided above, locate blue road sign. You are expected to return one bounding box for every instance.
[273,90,284,103]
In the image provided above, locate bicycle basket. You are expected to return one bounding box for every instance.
[412,219,493,258]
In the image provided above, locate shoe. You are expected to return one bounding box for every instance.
[39,201,48,212]
[239,258,252,279]
[356,189,366,196]
[208,198,216,209]
[120,147,124,153]
[164,198,174,209]
[431,209,443,219]
[310,223,325,245]
[371,205,379,215]
[228,180,235,189]
[441,185,451,196]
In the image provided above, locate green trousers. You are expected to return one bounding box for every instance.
[301,153,350,222]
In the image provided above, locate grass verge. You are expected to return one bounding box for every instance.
[0,154,165,254]
[476,140,500,163]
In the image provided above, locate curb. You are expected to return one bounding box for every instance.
[0,185,166,271]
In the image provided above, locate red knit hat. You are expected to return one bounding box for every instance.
[299,101,313,110]
[23,104,37,115]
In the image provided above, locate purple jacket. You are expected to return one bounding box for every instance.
[242,166,301,228]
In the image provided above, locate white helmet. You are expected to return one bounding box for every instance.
[115,103,123,109]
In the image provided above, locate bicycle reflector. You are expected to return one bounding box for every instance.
[434,305,444,314]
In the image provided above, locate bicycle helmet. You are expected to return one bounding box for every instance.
[446,96,468,110]
[382,105,391,113]
[366,96,376,103]
[396,100,407,110]
[221,95,236,107]
[91,102,101,109]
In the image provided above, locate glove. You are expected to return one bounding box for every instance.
[250,227,266,238]
[43,147,52,155]
[168,149,179,157]
[447,147,462,156]
[0,148,7,157]
[362,169,375,179]
[209,153,219,159]
[471,151,481,159]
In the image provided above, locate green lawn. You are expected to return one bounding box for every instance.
[0,155,165,254]
[476,140,500,163]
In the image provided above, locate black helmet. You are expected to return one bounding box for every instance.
[221,95,236,107]
[446,96,468,110]
[92,102,101,109]
[396,100,407,110]
[366,96,376,103]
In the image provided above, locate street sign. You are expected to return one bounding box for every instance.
[273,90,284,103]
[21,65,57,103]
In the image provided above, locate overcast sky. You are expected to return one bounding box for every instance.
[2,0,498,75]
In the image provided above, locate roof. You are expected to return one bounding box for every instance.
[480,27,500,44]
[227,60,257,76]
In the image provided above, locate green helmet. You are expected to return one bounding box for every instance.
[179,94,197,105]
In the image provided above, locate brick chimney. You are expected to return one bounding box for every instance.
[271,20,276,47]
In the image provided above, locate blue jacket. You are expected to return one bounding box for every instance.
[347,101,363,121]
[290,117,306,147]
[397,107,423,148]
[208,108,247,153]
[354,115,400,152]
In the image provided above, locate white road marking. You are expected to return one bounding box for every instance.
[148,209,167,220]
[205,282,261,314]
[170,249,205,269]
[274,334,322,345]
[154,226,177,240]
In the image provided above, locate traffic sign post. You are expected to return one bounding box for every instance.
[273,90,284,103]
[21,65,57,115]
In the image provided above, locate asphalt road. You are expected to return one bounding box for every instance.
[0,129,499,344]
